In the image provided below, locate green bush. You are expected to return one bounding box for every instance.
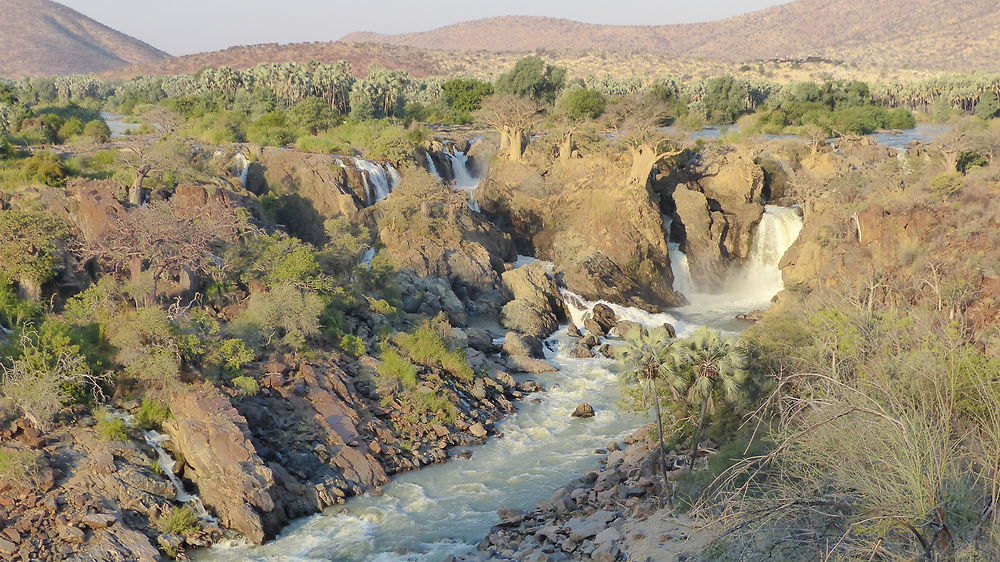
[230,375,260,396]
[0,449,42,487]
[94,408,128,441]
[558,88,607,120]
[930,172,964,195]
[233,283,324,349]
[339,334,366,358]
[957,151,989,174]
[218,338,255,371]
[395,319,473,381]
[377,348,419,388]
[157,505,199,535]
[20,151,66,186]
[57,117,84,142]
[441,78,494,113]
[136,399,170,431]
[83,120,112,143]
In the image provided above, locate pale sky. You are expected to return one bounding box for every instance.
[56,0,793,56]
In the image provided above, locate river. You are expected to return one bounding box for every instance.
[199,199,804,561]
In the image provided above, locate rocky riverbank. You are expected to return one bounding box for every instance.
[457,424,720,562]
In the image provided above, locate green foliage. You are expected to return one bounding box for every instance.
[395,317,473,381]
[20,151,67,186]
[218,338,255,371]
[157,505,199,535]
[225,233,325,289]
[0,449,42,487]
[288,96,338,135]
[136,399,171,431]
[377,347,419,388]
[701,76,753,123]
[57,117,84,141]
[957,151,989,173]
[0,284,43,330]
[82,119,112,143]
[108,307,182,383]
[94,408,128,441]
[376,346,458,425]
[247,111,296,146]
[557,88,607,120]
[230,375,260,397]
[930,172,964,195]
[441,78,494,113]
[976,94,999,120]
[0,209,69,290]
[321,217,370,276]
[495,56,567,104]
[338,334,366,358]
[234,283,325,349]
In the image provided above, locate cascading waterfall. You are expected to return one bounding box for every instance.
[233,154,250,188]
[336,158,401,205]
[106,410,214,521]
[733,205,804,298]
[424,152,441,180]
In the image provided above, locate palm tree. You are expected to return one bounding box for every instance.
[677,326,748,471]
[619,326,687,499]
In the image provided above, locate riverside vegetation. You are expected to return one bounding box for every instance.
[0,54,997,560]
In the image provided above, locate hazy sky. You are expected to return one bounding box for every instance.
[58,0,792,56]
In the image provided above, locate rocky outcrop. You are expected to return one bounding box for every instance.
[250,148,371,244]
[397,271,469,327]
[164,388,278,544]
[500,264,566,339]
[672,184,729,288]
[379,192,516,296]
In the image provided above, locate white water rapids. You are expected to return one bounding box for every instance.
[426,142,483,212]
[200,206,804,562]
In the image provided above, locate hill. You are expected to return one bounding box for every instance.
[0,0,168,78]
[342,0,1000,72]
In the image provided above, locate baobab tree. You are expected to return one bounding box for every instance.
[78,195,241,304]
[477,95,544,162]
[604,93,685,188]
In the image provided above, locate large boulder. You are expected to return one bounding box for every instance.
[164,388,279,544]
[672,184,728,288]
[503,332,543,358]
[499,264,566,339]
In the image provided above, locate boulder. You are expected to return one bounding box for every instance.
[614,320,641,339]
[591,304,617,333]
[500,264,566,339]
[506,356,558,374]
[503,332,543,359]
[164,388,278,544]
[572,404,596,418]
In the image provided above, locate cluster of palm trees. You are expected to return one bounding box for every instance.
[618,325,749,497]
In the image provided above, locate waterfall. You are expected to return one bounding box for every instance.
[337,158,401,205]
[668,243,696,298]
[561,289,689,334]
[105,410,214,521]
[716,205,804,306]
[359,247,376,269]
[233,154,250,188]
[444,141,482,212]
[424,153,441,180]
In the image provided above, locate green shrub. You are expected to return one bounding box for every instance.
[157,505,199,535]
[377,348,419,388]
[57,117,84,142]
[20,151,66,186]
[149,459,164,476]
[0,449,42,487]
[136,399,170,431]
[218,338,255,371]
[230,375,260,396]
[233,283,324,349]
[441,78,494,113]
[395,319,473,381]
[94,408,128,441]
[558,88,607,120]
[339,334,366,358]
[295,135,347,154]
[83,120,112,143]
[369,298,397,317]
[957,151,989,174]
[930,172,964,195]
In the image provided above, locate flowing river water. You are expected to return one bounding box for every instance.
[200,155,805,561]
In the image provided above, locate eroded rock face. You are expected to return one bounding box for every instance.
[500,264,566,339]
[252,148,370,244]
[164,388,278,544]
[379,196,516,295]
[672,184,728,288]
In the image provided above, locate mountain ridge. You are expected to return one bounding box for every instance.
[0,0,168,78]
[340,0,1000,71]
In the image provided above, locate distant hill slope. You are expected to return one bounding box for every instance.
[342,0,1000,71]
[0,0,168,78]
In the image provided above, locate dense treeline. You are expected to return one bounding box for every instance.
[3,58,1000,142]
